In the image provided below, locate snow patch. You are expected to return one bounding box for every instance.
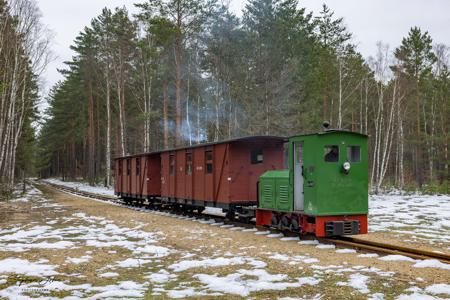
[268,253,290,261]
[425,284,450,295]
[336,249,357,254]
[316,244,335,249]
[336,273,370,294]
[358,253,379,258]
[0,258,58,277]
[280,237,300,241]
[66,255,91,264]
[169,257,246,272]
[116,258,152,268]
[267,233,284,238]
[43,178,115,196]
[413,259,450,270]
[299,240,319,245]
[194,269,320,297]
[378,255,416,262]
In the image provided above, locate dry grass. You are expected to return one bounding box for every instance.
[0,184,447,299]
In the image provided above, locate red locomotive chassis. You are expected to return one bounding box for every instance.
[114,136,286,209]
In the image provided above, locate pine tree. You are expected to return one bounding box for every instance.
[394,27,437,186]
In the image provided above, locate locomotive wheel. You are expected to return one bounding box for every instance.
[290,219,299,231]
[271,216,278,226]
[281,216,290,227]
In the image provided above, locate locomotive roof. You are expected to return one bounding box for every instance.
[288,129,368,138]
[115,135,287,159]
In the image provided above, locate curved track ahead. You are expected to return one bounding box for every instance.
[40,181,450,264]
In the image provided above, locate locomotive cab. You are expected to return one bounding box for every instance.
[257,130,368,237]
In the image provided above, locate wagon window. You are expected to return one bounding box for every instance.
[186,153,192,175]
[205,151,213,174]
[169,155,175,175]
[347,146,361,163]
[251,149,263,164]
[136,158,140,175]
[126,159,131,175]
[324,145,339,162]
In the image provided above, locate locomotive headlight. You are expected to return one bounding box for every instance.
[343,162,351,174]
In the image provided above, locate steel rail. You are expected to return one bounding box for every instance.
[41,181,450,264]
[324,236,450,264]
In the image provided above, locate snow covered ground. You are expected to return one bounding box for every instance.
[369,191,450,244]
[43,178,115,196]
[0,186,327,298]
[0,184,449,299]
[42,178,450,245]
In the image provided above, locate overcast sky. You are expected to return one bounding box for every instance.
[37,0,450,99]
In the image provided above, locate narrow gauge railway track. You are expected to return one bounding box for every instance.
[41,181,450,264]
[325,236,450,264]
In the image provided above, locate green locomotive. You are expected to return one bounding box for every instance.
[256,130,368,237]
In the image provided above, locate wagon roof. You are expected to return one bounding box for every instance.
[114,135,287,160]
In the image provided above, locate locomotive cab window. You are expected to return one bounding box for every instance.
[169,155,175,175]
[347,146,361,162]
[251,149,263,164]
[324,145,339,162]
[186,153,192,175]
[205,151,213,174]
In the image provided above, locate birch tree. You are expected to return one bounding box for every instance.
[0,0,50,192]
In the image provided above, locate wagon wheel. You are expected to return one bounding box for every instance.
[238,215,251,224]
[226,210,236,220]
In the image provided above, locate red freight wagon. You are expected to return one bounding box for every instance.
[160,136,286,213]
[114,158,131,196]
[114,152,161,200]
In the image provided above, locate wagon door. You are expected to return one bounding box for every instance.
[204,148,214,201]
[126,158,131,195]
[169,153,176,198]
[185,152,193,199]
[293,141,304,211]
[117,159,123,194]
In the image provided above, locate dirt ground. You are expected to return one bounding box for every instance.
[0,184,449,299]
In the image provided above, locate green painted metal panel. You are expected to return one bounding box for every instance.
[289,131,368,216]
[259,170,289,211]
[260,178,274,209]
[275,178,291,211]
[315,132,368,215]
[259,131,368,216]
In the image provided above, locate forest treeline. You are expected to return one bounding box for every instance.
[2,0,449,194]
[0,0,50,196]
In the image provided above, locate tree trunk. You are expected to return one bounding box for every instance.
[87,79,95,185]
[174,39,182,146]
[163,81,169,149]
[415,80,423,187]
[186,55,192,145]
[105,72,111,186]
